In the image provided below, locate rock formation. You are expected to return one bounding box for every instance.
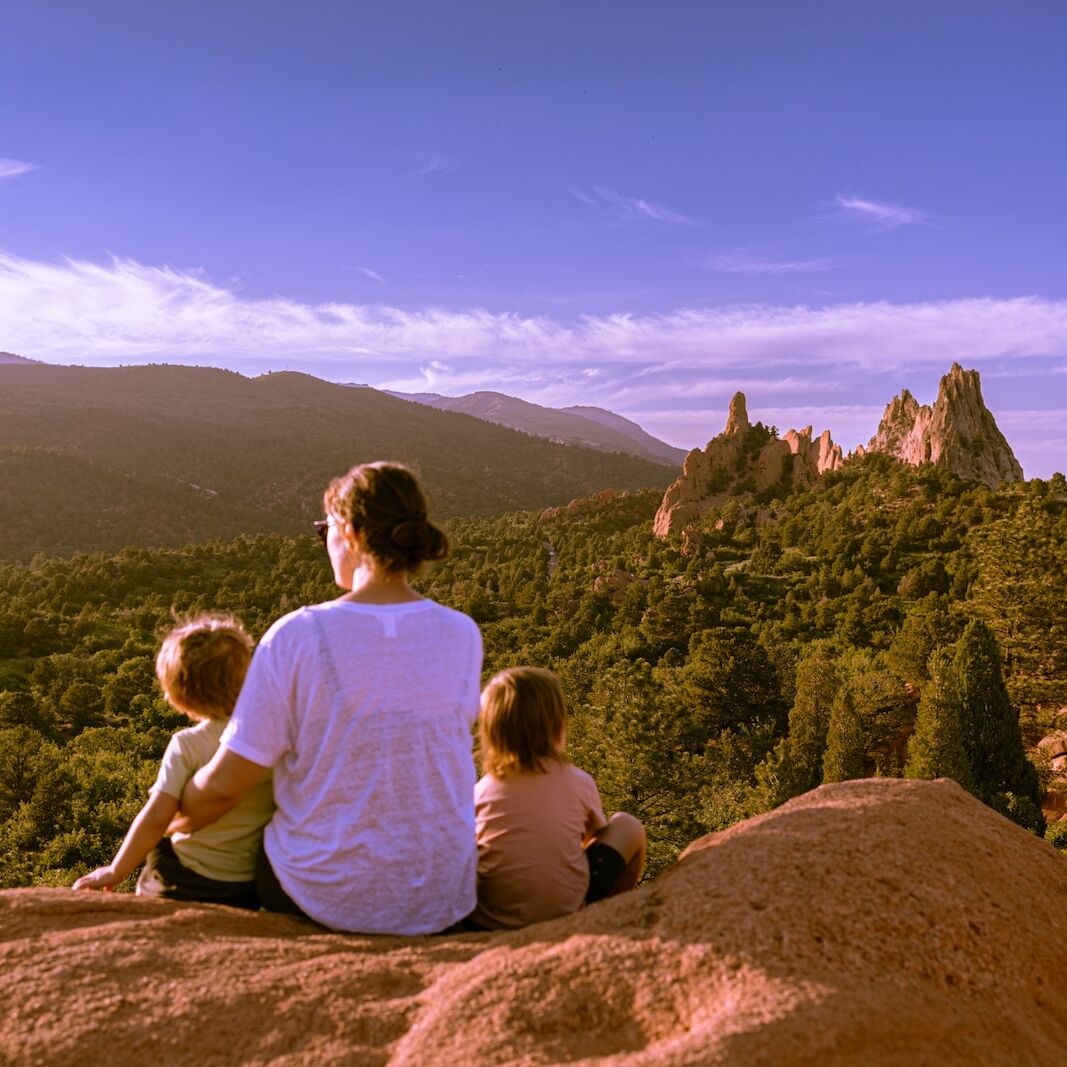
[4,779,1064,1066]
[653,392,842,537]
[653,365,1023,537]
[867,363,1023,487]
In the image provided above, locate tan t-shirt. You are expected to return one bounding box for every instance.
[473,760,606,930]
[152,718,275,882]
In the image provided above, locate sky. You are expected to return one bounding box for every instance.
[1,0,1065,476]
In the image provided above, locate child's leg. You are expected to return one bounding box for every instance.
[585,812,646,901]
[137,838,259,911]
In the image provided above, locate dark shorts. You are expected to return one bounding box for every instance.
[585,841,626,904]
[137,837,259,911]
[254,842,313,920]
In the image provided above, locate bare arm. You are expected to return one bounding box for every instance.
[172,746,267,834]
[73,791,179,891]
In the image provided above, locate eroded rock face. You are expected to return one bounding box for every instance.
[653,396,841,537]
[3,779,1065,1066]
[867,363,1023,487]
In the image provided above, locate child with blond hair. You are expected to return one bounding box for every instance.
[73,613,273,909]
[471,666,646,930]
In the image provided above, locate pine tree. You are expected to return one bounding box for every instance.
[786,644,838,795]
[821,687,866,783]
[904,648,972,789]
[968,500,1067,717]
[952,619,1044,831]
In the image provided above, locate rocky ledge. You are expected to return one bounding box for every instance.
[2,778,1064,1066]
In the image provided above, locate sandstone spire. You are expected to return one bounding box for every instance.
[866,363,1023,487]
[724,392,750,436]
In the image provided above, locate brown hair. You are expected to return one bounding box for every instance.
[323,461,449,575]
[479,667,567,778]
[155,613,253,721]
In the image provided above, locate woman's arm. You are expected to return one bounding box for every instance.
[173,746,267,834]
[73,791,179,890]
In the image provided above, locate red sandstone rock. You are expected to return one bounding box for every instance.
[653,397,840,537]
[2,778,1064,1065]
[867,363,1023,488]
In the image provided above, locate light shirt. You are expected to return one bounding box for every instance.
[473,760,607,930]
[152,718,275,882]
[222,599,482,934]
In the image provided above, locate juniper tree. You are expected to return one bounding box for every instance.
[821,687,866,783]
[904,647,972,790]
[952,619,1043,831]
[785,643,838,796]
[968,500,1067,720]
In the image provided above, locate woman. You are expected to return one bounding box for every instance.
[178,462,482,935]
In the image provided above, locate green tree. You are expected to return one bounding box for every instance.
[822,687,865,783]
[569,660,705,877]
[904,648,972,789]
[968,500,1067,720]
[786,644,838,795]
[886,594,959,686]
[952,620,1044,831]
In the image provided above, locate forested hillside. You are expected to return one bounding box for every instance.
[0,455,1064,886]
[0,364,672,561]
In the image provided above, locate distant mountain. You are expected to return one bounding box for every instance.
[561,405,687,465]
[0,364,673,561]
[0,351,39,365]
[387,389,684,465]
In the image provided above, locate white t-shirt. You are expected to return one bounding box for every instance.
[221,598,482,934]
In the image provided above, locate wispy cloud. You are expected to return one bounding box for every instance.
[572,186,695,225]
[345,265,383,283]
[710,247,848,274]
[411,152,457,177]
[0,158,38,180]
[1,249,1064,474]
[834,194,929,230]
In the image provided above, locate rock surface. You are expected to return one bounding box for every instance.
[653,394,842,537]
[3,778,1065,1066]
[867,363,1023,487]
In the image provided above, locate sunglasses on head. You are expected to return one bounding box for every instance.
[313,519,335,545]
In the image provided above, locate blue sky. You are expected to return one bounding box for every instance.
[1,1,1065,475]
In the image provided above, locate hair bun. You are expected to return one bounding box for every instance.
[390,519,429,550]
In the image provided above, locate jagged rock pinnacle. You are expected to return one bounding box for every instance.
[867,364,1023,487]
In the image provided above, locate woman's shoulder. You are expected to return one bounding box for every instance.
[421,599,481,633]
[259,605,318,643]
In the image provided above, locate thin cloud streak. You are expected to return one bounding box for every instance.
[411,152,458,177]
[0,158,37,179]
[573,186,695,225]
[834,194,929,230]
[710,248,847,274]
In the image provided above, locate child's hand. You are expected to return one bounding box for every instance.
[72,866,123,892]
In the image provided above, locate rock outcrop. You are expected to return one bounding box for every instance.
[653,393,842,537]
[4,778,1065,1066]
[867,363,1023,487]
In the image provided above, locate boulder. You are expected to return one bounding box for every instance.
[2,778,1065,1065]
